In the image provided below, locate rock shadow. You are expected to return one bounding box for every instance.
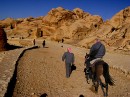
[6,43,22,50]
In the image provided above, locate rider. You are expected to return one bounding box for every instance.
[85,38,106,74]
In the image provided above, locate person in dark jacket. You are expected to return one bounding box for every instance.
[42,40,46,47]
[61,38,64,43]
[85,38,106,73]
[62,48,75,78]
[33,39,36,46]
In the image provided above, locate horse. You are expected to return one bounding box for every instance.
[84,58,115,97]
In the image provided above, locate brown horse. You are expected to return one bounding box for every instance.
[85,60,115,97]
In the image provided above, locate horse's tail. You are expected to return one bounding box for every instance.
[103,62,115,86]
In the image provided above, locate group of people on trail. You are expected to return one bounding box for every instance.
[62,38,106,78]
[33,39,46,48]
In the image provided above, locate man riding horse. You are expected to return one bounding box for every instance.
[85,38,106,78]
[85,39,115,97]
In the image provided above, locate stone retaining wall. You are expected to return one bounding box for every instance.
[0,46,38,97]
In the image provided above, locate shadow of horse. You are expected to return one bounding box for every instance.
[85,60,115,97]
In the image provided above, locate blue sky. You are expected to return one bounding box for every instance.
[0,0,130,21]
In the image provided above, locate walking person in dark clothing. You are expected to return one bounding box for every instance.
[42,40,46,47]
[85,38,106,74]
[62,48,75,78]
[61,38,64,43]
[33,39,36,46]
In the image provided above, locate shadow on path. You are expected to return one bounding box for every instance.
[6,44,22,50]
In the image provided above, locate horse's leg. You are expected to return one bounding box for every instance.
[92,72,96,86]
[105,83,108,97]
[99,80,107,97]
[86,66,92,84]
[97,66,106,97]
[85,67,90,84]
[95,80,99,92]
[92,74,99,93]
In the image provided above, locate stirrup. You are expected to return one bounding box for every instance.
[86,69,90,74]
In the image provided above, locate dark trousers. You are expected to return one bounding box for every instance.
[65,63,71,78]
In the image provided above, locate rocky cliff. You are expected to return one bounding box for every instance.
[0,6,130,53]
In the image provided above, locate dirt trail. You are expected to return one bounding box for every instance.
[13,40,130,97]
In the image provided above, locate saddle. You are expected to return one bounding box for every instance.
[90,59,104,73]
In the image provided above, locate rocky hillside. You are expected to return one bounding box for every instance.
[0,6,130,52]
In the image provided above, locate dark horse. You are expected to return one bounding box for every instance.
[85,59,115,97]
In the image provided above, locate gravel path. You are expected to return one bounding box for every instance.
[13,40,130,97]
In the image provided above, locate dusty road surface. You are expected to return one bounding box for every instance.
[13,40,130,97]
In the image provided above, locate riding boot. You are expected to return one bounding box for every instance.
[86,67,92,79]
[89,68,92,79]
[86,68,90,74]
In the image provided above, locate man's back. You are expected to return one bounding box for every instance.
[90,42,106,59]
[62,52,74,64]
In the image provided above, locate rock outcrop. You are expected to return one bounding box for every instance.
[78,6,130,52]
[43,7,103,41]
[0,6,130,53]
[0,26,7,51]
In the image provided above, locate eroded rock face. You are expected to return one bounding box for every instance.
[78,6,130,52]
[42,7,103,41]
[0,7,103,41]
[0,26,7,51]
[109,7,130,28]
[0,6,130,52]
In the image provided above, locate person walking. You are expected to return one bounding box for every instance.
[62,48,75,78]
[33,39,36,46]
[61,38,64,43]
[42,40,46,47]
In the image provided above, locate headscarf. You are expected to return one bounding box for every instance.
[67,47,72,53]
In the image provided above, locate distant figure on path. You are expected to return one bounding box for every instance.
[61,38,64,43]
[33,39,36,46]
[62,47,75,78]
[42,40,46,47]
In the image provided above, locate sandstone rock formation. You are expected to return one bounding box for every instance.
[0,6,130,53]
[78,6,130,52]
[43,7,103,41]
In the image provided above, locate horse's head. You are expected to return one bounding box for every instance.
[85,53,89,58]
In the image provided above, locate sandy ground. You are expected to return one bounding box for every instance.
[12,40,130,97]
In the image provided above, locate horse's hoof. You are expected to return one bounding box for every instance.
[104,93,108,97]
